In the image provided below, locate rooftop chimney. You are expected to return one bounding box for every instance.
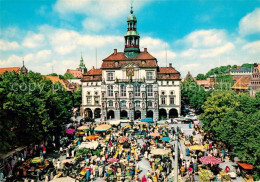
[144,48,147,53]
[92,66,95,70]
[169,63,172,67]
[114,49,117,55]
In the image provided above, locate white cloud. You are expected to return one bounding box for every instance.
[82,18,105,32]
[242,41,260,54]
[54,0,149,32]
[200,42,235,58]
[22,33,45,48]
[181,29,227,48]
[0,55,22,67]
[0,40,20,50]
[239,8,260,36]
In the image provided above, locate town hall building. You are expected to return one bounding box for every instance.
[81,7,181,121]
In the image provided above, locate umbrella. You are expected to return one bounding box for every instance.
[118,136,129,143]
[161,137,170,142]
[78,125,89,130]
[66,128,75,135]
[151,149,170,155]
[107,158,119,163]
[94,124,112,132]
[189,145,205,151]
[86,135,99,140]
[52,176,75,182]
[150,132,161,137]
[199,156,222,165]
[137,122,148,125]
[76,132,85,136]
[109,120,121,126]
[62,159,74,164]
[78,141,99,149]
[32,157,44,163]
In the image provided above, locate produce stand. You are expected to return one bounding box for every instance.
[220,171,231,182]
[198,169,214,182]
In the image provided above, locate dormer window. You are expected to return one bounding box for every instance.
[142,60,145,65]
[115,61,118,67]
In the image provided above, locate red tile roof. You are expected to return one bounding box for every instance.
[101,51,157,69]
[157,67,181,80]
[82,67,102,82]
[66,69,83,78]
[158,67,179,74]
[231,76,251,90]
[103,51,156,61]
[84,67,102,75]
[0,67,20,74]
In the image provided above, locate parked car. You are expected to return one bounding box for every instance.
[185,113,198,120]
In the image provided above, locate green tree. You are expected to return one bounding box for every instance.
[64,72,74,79]
[48,73,58,76]
[0,71,73,153]
[181,78,211,113]
[73,88,82,107]
[200,91,260,179]
[196,73,206,80]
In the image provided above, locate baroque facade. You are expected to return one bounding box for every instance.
[81,7,181,121]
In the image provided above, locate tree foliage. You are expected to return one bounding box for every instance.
[181,78,211,113]
[73,87,82,107]
[200,91,260,179]
[0,71,73,153]
[196,73,207,80]
[64,72,74,79]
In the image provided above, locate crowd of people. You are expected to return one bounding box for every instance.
[1,117,240,182]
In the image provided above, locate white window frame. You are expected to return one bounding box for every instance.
[147,85,153,96]
[107,85,113,97]
[147,72,153,80]
[135,101,140,107]
[161,97,166,105]
[120,85,126,97]
[121,101,126,107]
[108,101,113,107]
[134,85,140,96]
[87,97,91,104]
[107,72,114,81]
[148,100,153,107]
[170,98,174,105]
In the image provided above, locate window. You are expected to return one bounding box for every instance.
[107,85,113,97]
[161,97,166,105]
[94,97,99,105]
[135,101,140,107]
[148,101,153,107]
[147,85,153,96]
[107,72,114,81]
[95,91,98,95]
[108,101,113,107]
[170,91,175,95]
[121,101,126,107]
[170,98,174,105]
[147,72,153,80]
[161,91,165,95]
[120,85,126,96]
[87,97,91,104]
[134,85,140,96]
[87,91,90,95]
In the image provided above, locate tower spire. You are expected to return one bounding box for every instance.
[124,3,140,58]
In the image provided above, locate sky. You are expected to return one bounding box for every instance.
[0,0,260,76]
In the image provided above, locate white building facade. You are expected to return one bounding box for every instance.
[81,7,181,121]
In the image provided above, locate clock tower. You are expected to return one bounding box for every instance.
[124,5,140,58]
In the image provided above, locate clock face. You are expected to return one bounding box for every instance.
[126,68,134,76]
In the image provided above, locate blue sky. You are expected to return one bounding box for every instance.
[0,0,259,76]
